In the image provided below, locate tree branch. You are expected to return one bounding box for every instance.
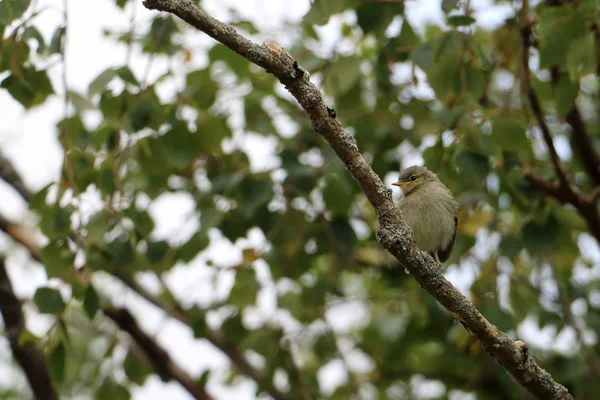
[0,256,59,400]
[519,1,600,246]
[0,215,41,262]
[103,306,214,400]
[565,107,600,186]
[519,2,570,189]
[142,0,573,398]
[115,273,293,400]
[0,150,33,201]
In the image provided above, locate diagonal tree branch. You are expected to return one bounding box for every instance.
[115,273,294,400]
[0,256,59,400]
[103,306,214,400]
[0,150,33,201]
[142,0,573,398]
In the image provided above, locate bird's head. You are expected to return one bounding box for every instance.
[392,165,437,196]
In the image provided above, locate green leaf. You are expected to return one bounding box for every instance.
[127,208,155,239]
[124,351,152,385]
[159,124,202,169]
[356,1,403,35]
[34,287,66,314]
[67,149,96,191]
[388,20,420,62]
[229,268,259,308]
[146,240,170,264]
[96,380,131,400]
[117,66,139,86]
[303,0,350,25]
[0,0,30,24]
[107,237,135,266]
[324,55,362,96]
[183,69,218,109]
[197,370,211,389]
[48,341,66,383]
[40,241,74,278]
[68,90,94,113]
[554,73,578,118]
[83,285,100,320]
[567,32,596,82]
[176,232,210,262]
[537,7,586,69]
[442,0,460,13]
[1,67,54,108]
[447,15,476,27]
[98,159,116,195]
[239,177,273,219]
[49,26,65,53]
[323,173,354,216]
[127,97,161,132]
[455,147,489,182]
[491,116,530,153]
[89,67,118,95]
[22,26,45,53]
[189,307,207,338]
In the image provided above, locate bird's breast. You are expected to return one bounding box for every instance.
[399,190,456,253]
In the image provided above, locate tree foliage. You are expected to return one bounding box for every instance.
[1,0,600,399]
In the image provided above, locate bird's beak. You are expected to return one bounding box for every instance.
[392,181,407,187]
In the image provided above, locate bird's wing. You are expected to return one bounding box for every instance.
[437,216,457,263]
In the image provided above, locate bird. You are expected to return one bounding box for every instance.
[392,165,458,264]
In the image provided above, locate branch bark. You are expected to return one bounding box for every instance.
[142,0,573,398]
[103,306,214,400]
[0,150,33,201]
[0,256,59,400]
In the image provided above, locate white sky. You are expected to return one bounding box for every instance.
[2,0,596,399]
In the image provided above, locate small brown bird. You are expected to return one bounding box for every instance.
[392,165,458,264]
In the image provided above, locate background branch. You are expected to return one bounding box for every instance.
[0,150,33,202]
[142,0,572,398]
[0,256,59,400]
[103,306,215,400]
[519,1,600,246]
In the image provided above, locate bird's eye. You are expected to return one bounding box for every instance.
[410,175,417,181]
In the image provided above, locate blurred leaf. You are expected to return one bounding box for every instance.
[229,268,259,308]
[124,351,152,385]
[89,67,118,95]
[83,285,100,320]
[303,0,351,25]
[324,55,362,96]
[447,15,476,27]
[455,147,489,182]
[49,26,65,53]
[22,26,45,53]
[48,341,66,383]
[176,232,210,262]
[0,0,30,24]
[1,67,54,108]
[96,380,130,400]
[323,173,354,216]
[34,287,66,314]
[491,116,531,154]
